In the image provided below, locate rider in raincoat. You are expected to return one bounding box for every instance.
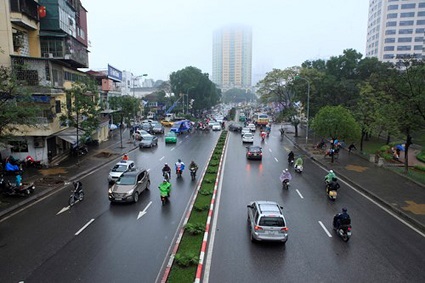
[158,179,171,197]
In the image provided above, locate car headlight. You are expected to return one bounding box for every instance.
[108,188,112,194]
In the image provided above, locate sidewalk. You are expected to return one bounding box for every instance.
[0,129,137,218]
[283,125,425,233]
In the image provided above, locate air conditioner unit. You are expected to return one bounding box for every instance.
[43,53,53,58]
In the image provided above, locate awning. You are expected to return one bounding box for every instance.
[56,128,85,146]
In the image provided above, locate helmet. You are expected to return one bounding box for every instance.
[342,208,347,213]
[164,163,168,166]
[178,159,181,162]
[329,170,334,173]
[285,169,289,172]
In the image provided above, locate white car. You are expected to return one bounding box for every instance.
[248,123,256,132]
[242,132,254,143]
[108,160,136,183]
[241,127,251,137]
[211,122,221,131]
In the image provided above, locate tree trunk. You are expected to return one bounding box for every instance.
[404,132,413,174]
[386,133,391,145]
[360,129,366,152]
[294,123,298,137]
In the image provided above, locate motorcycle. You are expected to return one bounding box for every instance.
[327,188,338,200]
[163,171,171,182]
[190,168,197,181]
[0,176,35,197]
[176,168,183,178]
[160,193,169,206]
[24,155,43,169]
[294,164,303,174]
[288,157,294,166]
[71,145,88,156]
[69,183,84,207]
[282,179,290,190]
[333,217,352,242]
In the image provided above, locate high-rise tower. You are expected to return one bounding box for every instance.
[366,0,425,64]
[212,25,252,91]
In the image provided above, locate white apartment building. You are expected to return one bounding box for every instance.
[366,0,425,64]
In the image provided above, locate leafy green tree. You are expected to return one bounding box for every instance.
[169,66,220,113]
[108,95,141,124]
[0,65,40,141]
[60,81,99,143]
[222,88,256,103]
[311,105,361,142]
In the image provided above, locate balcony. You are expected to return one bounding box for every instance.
[40,35,89,68]
[10,0,39,30]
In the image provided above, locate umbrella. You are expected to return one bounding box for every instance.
[395,144,405,151]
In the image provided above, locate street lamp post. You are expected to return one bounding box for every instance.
[186,87,195,115]
[295,76,310,145]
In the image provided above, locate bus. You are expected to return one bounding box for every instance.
[253,113,269,126]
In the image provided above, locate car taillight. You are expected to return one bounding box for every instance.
[347,227,351,231]
[281,227,288,231]
[254,225,263,231]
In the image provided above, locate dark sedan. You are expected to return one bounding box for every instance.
[151,124,165,134]
[228,122,243,132]
[246,146,262,160]
[139,135,158,148]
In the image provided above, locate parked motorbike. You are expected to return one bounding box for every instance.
[24,155,43,169]
[69,181,84,207]
[333,217,352,242]
[190,168,197,181]
[0,176,35,197]
[294,164,303,174]
[71,145,88,156]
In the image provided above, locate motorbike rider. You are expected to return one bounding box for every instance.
[333,208,351,229]
[122,154,129,161]
[280,168,292,184]
[294,156,303,169]
[73,181,83,194]
[162,163,171,179]
[325,170,336,184]
[260,131,267,140]
[288,151,295,164]
[326,177,340,193]
[158,179,171,198]
[189,160,198,173]
[175,159,185,174]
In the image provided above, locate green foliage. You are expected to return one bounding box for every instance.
[207,167,218,174]
[311,105,360,140]
[169,66,221,112]
[184,223,206,235]
[108,95,142,124]
[0,65,40,139]
[174,253,199,267]
[418,150,425,163]
[222,88,257,103]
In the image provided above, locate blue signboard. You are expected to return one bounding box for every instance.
[107,64,122,82]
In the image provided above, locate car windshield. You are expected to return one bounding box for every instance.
[112,165,128,172]
[143,136,153,141]
[249,147,261,153]
[259,217,285,227]
[167,132,176,137]
[244,133,253,137]
[117,176,136,185]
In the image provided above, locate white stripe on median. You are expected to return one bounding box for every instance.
[318,221,332,237]
[75,219,95,236]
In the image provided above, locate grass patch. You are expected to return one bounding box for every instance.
[166,131,227,282]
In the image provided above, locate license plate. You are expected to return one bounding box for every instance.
[347,232,352,236]
[266,231,277,235]
[115,197,122,201]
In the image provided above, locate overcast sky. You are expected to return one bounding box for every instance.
[82,0,369,82]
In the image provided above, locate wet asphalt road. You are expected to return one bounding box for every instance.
[205,129,425,283]
[0,130,220,283]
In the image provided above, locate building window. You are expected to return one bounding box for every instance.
[398,37,412,42]
[420,3,425,8]
[414,45,423,50]
[388,5,398,10]
[387,13,398,19]
[385,38,396,43]
[384,46,395,51]
[415,37,424,42]
[386,21,397,27]
[401,12,415,18]
[399,29,413,34]
[383,54,395,59]
[418,11,425,17]
[397,45,412,51]
[417,20,425,25]
[55,100,61,113]
[416,28,425,33]
[386,29,397,35]
[401,3,416,9]
[399,20,414,26]
[9,141,28,153]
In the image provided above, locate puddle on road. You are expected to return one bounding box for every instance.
[345,164,368,172]
[39,167,67,176]
[402,201,425,215]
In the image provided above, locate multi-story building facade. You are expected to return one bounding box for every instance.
[212,25,252,91]
[0,0,108,165]
[366,0,425,64]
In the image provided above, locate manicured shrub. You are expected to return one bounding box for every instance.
[174,253,199,267]
[184,222,206,235]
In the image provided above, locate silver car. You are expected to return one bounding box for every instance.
[247,201,288,243]
[108,170,150,203]
[107,160,136,184]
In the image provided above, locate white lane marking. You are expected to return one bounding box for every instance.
[314,164,425,238]
[296,189,304,199]
[160,156,165,161]
[274,157,279,162]
[318,221,332,237]
[269,148,272,153]
[138,201,152,220]
[75,219,95,236]
[57,206,70,215]
[171,147,175,151]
